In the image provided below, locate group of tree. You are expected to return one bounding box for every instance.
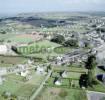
[96,28,105,33]
[79,54,98,88]
[0,30,6,34]
[63,39,78,47]
[51,34,65,44]
[51,34,78,47]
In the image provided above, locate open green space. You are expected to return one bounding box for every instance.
[7,36,34,43]
[0,70,46,99]
[36,87,87,100]
[18,40,61,53]
[17,40,61,60]
[0,55,27,66]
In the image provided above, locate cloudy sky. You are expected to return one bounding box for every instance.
[0,0,105,13]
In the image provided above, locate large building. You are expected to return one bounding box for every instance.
[0,45,8,54]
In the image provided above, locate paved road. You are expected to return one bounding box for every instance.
[87,90,105,100]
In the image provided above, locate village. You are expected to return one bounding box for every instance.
[0,12,105,100]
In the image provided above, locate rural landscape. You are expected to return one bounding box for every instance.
[0,0,105,100]
[0,12,105,100]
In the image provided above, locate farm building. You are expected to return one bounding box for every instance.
[0,45,8,54]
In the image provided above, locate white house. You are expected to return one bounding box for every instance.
[61,71,68,78]
[17,64,26,70]
[0,45,8,54]
[54,79,62,86]
[56,56,63,61]
[36,67,45,74]
[0,68,7,76]
[20,70,29,77]
[0,77,3,85]
[27,59,34,65]
[0,76,5,85]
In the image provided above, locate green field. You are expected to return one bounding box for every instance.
[0,56,27,67]
[17,40,61,60]
[0,70,46,99]
[7,36,34,43]
[36,87,87,100]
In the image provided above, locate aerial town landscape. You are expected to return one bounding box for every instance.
[0,0,105,100]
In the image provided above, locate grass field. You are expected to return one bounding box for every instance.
[36,87,87,100]
[17,40,61,60]
[53,66,87,73]
[0,70,46,99]
[45,67,87,89]
[54,46,73,54]
[0,56,27,66]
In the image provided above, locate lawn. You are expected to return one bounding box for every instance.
[36,87,87,100]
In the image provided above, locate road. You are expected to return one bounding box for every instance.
[30,70,52,100]
[86,90,105,100]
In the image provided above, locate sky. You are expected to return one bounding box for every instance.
[0,0,105,13]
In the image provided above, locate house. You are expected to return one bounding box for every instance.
[54,78,62,86]
[0,76,5,85]
[0,45,8,54]
[102,74,105,83]
[0,77,3,85]
[17,64,26,70]
[27,59,34,65]
[36,66,45,74]
[20,70,29,77]
[56,56,63,61]
[61,71,68,78]
[0,68,7,76]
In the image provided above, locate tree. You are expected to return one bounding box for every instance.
[46,64,51,72]
[85,54,97,87]
[87,70,94,87]
[64,39,78,47]
[79,74,88,88]
[84,42,90,48]
[85,55,97,70]
[96,28,105,33]
[51,35,65,44]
